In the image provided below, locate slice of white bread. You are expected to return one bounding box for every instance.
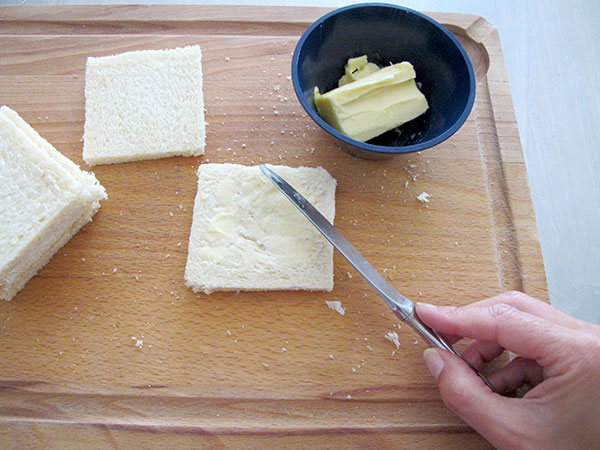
[83,45,205,165]
[185,164,336,294]
[0,106,107,301]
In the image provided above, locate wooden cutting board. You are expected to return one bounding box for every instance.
[0,5,547,448]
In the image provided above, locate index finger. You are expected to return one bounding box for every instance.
[416,302,573,371]
[464,291,599,337]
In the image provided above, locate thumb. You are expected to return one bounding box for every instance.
[423,348,533,448]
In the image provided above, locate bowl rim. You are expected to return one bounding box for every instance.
[291,2,476,155]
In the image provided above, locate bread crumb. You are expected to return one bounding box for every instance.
[417,192,431,203]
[385,331,400,349]
[326,300,345,316]
[132,334,144,349]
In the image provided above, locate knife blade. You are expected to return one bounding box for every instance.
[260,165,497,393]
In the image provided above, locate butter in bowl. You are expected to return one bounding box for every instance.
[313,55,429,143]
[291,3,476,159]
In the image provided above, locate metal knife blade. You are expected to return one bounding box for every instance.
[260,165,413,318]
[260,165,497,393]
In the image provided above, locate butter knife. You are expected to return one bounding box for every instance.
[260,165,496,393]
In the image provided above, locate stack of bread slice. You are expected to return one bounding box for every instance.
[0,106,106,301]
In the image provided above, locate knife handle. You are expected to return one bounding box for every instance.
[401,311,498,393]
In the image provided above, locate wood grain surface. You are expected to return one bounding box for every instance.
[0,5,547,448]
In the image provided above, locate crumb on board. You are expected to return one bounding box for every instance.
[417,192,431,203]
[326,300,346,316]
[385,331,401,349]
[132,335,144,350]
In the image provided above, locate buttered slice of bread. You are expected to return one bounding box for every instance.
[0,106,107,301]
[83,45,205,165]
[185,164,336,294]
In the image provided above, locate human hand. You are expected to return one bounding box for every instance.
[416,291,600,450]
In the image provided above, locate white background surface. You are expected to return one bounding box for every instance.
[3,0,599,324]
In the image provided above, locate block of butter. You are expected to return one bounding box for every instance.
[314,59,428,142]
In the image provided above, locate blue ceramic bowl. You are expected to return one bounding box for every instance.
[291,3,476,159]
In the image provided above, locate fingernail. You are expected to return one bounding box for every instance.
[423,348,445,380]
[417,302,437,309]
